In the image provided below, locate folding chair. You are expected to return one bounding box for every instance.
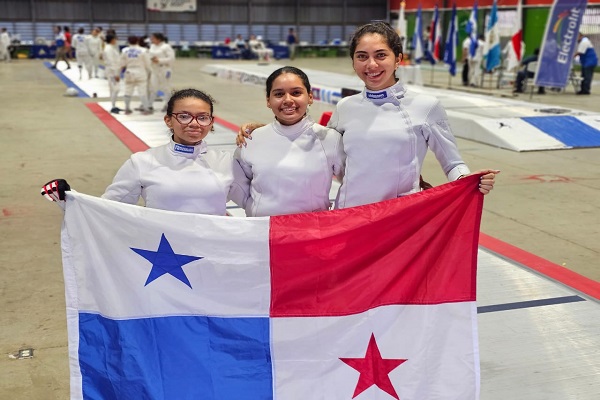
[569,68,582,93]
[523,61,540,98]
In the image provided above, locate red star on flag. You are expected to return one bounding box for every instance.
[340,333,408,399]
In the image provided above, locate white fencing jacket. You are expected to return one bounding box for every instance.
[233,116,345,217]
[329,80,470,209]
[102,138,238,215]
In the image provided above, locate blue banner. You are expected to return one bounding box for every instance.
[535,0,588,88]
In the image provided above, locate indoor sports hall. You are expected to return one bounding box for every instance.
[1,1,599,399]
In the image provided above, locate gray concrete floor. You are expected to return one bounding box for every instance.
[0,57,599,399]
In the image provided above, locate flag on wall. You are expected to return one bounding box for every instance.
[506,0,524,72]
[147,0,197,12]
[444,2,459,76]
[60,176,483,400]
[412,4,424,62]
[485,0,501,71]
[466,1,479,58]
[396,1,408,54]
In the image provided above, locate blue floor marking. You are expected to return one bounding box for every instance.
[43,61,89,98]
[522,115,600,147]
[477,295,585,314]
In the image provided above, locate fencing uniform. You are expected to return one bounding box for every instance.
[328,81,470,209]
[120,44,151,112]
[0,30,10,62]
[248,38,274,62]
[87,34,103,78]
[71,33,92,79]
[103,42,121,111]
[233,116,345,217]
[148,41,175,108]
[469,38,485,86]
[103,138,239,215]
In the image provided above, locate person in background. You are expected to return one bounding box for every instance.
[42,88,245,215]
[120,35,151,115]
[233,66,345,217]
[469,34,485,87]
[96,26,106,42]
[234,34,246,49]
[286,27,298,60]
[513,48,544,94]
[148,32,175,112]
[51,26,71,70]
[71,28,92,80]
[248,34,274,62]
[0,27,11,62]
[575,32,598,95]
[103,34,122,114]
[461,34,471,86]
[87,28,103,78]
[63,26,72,59]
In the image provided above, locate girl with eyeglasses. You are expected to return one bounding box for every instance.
[42,88,245,215]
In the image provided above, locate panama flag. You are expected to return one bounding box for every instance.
[485,0,501,71]
[429,4,443,63]
[412,4,424,62]
[444,2,459,76]
[506,0,524,72]
[60,175,483,400]
[466,1,479,58]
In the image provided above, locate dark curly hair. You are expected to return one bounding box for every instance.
[166,88,216,116]
[349,21,403,59]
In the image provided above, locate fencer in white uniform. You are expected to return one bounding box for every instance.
[102,34,122,113]
[120,36,151,114]
[71,28,92,79]
[87,28,103,78]
[42,89,245,215]
[0,28,11,62]
[148,33,175,111]
[103,138,237,215]
[329,80,470,209]
[233,66,345,217]
[234,116,344,217]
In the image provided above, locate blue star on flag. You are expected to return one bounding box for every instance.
[131,233,203,288]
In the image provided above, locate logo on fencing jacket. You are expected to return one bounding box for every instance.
[366,90,387,99]
[174,144,194,154]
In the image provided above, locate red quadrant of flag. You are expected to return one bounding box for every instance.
[269,175,483,317]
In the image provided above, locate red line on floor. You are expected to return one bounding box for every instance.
[88,105,600,300]
[86,103,150,153]
[479,233,600,300]
[213,116,240,133]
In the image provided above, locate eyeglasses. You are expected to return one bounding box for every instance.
[170,112,213,126]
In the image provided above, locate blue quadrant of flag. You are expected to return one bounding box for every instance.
[78,313,273,400]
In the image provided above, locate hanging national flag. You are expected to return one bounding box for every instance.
[485,0,501,71]
[506,0,524,72]
[466,1,479,58]
[429,4,443,63]
[397,1,408,54]
[444,2,459,76]
[412,4,424,62]
[60,175,484,400]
